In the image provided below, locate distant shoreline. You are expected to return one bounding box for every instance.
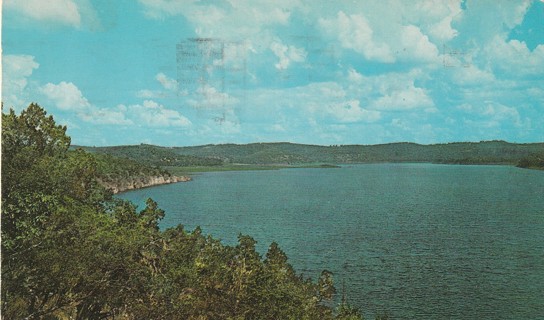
[80,140,543,184]
[165,161,544,178]
[78,140,544,170]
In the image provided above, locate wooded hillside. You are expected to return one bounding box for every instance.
[80,140,544,167]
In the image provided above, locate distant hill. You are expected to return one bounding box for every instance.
[77,141,544,167]
[75,144,223,167]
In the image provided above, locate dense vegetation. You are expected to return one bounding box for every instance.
[2,104,377,319]
[92,152,171,178]
[77,144,223,167]
[90,152,189,193]
[517,154,544,170]
[82,140,544,167]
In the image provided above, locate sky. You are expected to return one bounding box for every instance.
[2,0,544,146]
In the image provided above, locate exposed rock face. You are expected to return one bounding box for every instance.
[98,175,191,194]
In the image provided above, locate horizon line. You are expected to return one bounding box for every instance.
[71,139,544,149]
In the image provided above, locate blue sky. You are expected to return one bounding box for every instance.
[2,0,543,146]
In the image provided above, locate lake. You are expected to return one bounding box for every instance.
[118,164,544,319]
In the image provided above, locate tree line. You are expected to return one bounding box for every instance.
[517,154,544,169]
[84,139,544,167]
[2,104,387,319]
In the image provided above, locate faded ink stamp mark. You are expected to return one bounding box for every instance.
[442,44,471,68]
[176,38,247,109]
[283,34,339,83]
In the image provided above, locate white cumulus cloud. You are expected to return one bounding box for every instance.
[79,105,134,125]
[128,100,192,127]
[457,102,522,127]
[319,11,394,63]
[270,41,307,70]
[139,0,296,40]
[156,73,178,91]
[40,81,91,110]
[451,65,495,86]
[486,36,544,76]
[371,86,434,112]
[40,81,132,125]
[343,68,436,112]
[188,84,238,109]
[2,54,40,109]
[4,0,81,27]
[398,25,440,62]
[325,100,381,123]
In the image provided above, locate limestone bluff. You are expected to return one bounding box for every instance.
[98,174,191,194]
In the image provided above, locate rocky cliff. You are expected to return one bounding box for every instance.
[98,175,191,194]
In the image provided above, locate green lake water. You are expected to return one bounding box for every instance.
[119,164,544,319]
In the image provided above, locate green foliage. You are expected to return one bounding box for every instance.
[336,302,365,320]
[2,103,69,202]
[3,103,379,319]
[92,152,169,178]
[79,144,223,167]
[90,152,182,193]
[318,270,337,301]
[517,154,544,169]
[83,140,544,166]
[1,104,104,251]
[374,312,391,320]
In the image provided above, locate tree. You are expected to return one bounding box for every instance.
[2,104,71,249]
[318,270,337,301]
[138,198,165,231]
[1,104,116,319]
[2,103,382,319]
[336,302,365,320]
